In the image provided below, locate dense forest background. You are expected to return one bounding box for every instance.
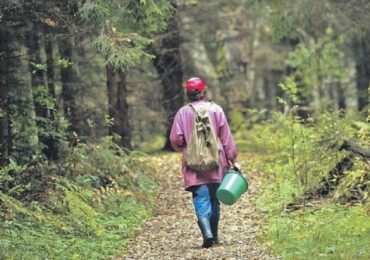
[1,0,369,161]
[0,0,369,259]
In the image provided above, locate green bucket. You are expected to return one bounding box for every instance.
[217,170,248,205]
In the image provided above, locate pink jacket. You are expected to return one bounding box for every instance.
[170,99,237,190]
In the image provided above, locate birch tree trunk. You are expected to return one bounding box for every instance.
[244,20,260,106]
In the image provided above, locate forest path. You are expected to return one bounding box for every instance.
[118,153,276,260]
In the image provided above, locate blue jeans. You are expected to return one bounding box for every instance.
[191,184,220,222]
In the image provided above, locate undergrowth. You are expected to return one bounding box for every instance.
[234,103,369,259]
[265,204,370,259]
[0,136,158,259]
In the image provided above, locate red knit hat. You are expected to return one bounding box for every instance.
[185,77,206,92]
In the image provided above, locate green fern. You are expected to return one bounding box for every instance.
[0,192,45,221]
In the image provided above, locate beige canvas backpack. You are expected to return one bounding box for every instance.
[184,102,220,172]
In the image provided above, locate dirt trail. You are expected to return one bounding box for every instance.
[119,154,276,260]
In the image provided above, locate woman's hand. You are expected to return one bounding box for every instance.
[228,160,242,172]
[233,162,242,172]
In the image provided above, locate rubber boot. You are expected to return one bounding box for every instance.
[210,220,219,244]
[197,218,214,248]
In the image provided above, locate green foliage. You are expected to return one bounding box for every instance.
[229,109,247,133]
[0,159,28,197]
[0,200,151,260]
[257,0,370,42]
[0,192,44,221]
[30,61,47,72]
[57,58,73,68]
[32,84,69,158]
[278,76,298,104]
[333,159,369,203]
[79,0,172,68]
[285,28,349,108]
[238,83,369,259]
[138,134,166,153]
[7,81,39,162]
[245,111,367,208]
[0,137,158,259]
[353,121,370,142]
[92,33,153,68]
[33,85,56,110]
[4,67,68,163]
[262,205,370,259]
[65,136,142,189]
[231,109,268,143]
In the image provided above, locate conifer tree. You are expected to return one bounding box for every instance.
[152,6,184,151]
[80,0,172,148]
[0,27,12,166]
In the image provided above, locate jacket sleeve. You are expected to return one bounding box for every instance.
[218,109,237,163]
[170,110,186,152]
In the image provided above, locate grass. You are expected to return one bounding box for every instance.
[137,135,166,154]
[263,205,370,259]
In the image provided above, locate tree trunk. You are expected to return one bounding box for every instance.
[106,64,132,149]
[45,32,56,103]
[26,27,47,118]
[152,11,184,151]
[244,20,260,107]
[337,83,346,110]
[0,26,11,166]
[26,26,60,159]
[44,30,59,159]
[354,38,370,111]
[263,73,275,110]
[59,35,79,134]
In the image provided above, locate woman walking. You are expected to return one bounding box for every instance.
[170,77,239,248]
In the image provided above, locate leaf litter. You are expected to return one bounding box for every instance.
[117,153,277,260]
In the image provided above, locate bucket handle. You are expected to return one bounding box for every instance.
[228,160,249,189]
[228,160,242,173]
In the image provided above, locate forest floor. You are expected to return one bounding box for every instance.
[117,153,277,260]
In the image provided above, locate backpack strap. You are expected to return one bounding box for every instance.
[188,101,213,112]
[188,103,196,112]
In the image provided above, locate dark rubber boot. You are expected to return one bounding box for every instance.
[210,220,219,244]
[198,218,214,248]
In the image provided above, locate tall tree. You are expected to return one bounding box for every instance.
[0,1,36,163]
[43,30,60,158]
[59,34,80,135]
[0,26,12,166]
[79,0,172,148]
[0,0,81,160]
[26,26,47,119]
[44,30,57,103]
[354,37,370,111]
[152,5,184,150]
[26,24,61,159]
[106,64,132,149]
